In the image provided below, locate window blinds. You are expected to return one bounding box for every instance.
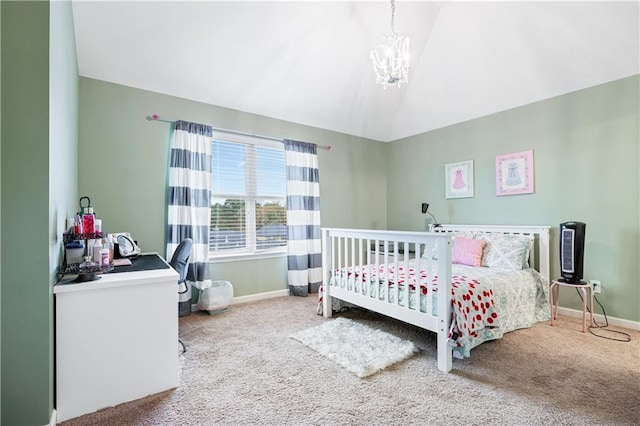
[210,138,287,254]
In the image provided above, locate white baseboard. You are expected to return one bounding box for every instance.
[48,409,57,426]
[557,306,640,331]
[230,289,290,305]
[190,289,290,312]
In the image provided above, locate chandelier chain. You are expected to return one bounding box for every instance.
[390,0,396,34]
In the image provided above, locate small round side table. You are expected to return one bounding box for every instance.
[549,279,594,333]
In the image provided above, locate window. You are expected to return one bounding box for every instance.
[210,132,287,258]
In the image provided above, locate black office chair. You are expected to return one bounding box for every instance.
[170,238,193,354]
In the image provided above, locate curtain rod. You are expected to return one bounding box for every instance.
[146,114,332,151]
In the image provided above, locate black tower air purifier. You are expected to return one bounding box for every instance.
[559,221,586,283]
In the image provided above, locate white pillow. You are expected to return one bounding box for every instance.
[476,233,534,269]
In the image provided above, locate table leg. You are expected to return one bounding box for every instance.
[549,283,553,325]
[578,286,587,333]
[549,282,557,326]
[589,286,594,327]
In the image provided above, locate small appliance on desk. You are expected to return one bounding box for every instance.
[110,232,142,259]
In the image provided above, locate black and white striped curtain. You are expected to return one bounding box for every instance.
[166,120,212,291]
[284,139,322,296]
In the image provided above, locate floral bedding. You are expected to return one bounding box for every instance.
[317,261,549,358]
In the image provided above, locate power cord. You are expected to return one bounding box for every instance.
[575,289,632,342]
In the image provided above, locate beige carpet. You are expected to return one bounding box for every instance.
[61,296,640,425]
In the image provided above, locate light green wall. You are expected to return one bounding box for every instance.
[211,258,288,297]
[0,2,3,421]
[50,0,79,269]
[1,1,78,424]
[387,76,640,322]
[78,77,387,297]
[79,76,640,320]
[1,1,51,424]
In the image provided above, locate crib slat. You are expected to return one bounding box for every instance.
[358,238,363,295]
[393,241,399,306]
[351,237,356,267]
[372,239,378,300]
[331,235,336,284]
[405,241,411,310]
[425,241,434,316]
[344,237,348,284]
[416,241,421,312]
[337,236,342,285]
[350,237,356,292]
[384,240,390,303]
[367,239,371,299]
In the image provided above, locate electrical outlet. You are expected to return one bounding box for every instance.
[590,280,602,294]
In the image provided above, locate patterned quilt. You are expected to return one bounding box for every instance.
[318,261,549,358]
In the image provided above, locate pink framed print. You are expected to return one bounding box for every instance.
[445,160,474,198]
[495,150,534,196]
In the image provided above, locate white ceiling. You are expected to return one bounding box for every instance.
[72,1,639,142]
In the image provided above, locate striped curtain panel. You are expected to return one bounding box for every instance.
[166,120,212,293]
[284,139,322,296]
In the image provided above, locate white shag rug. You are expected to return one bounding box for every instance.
[290,317,419,378]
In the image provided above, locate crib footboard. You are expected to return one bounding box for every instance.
[321,228,453,372]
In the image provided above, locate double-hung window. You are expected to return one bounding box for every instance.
[210,131,287,259]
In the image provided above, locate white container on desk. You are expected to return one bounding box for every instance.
[54,253,179,422]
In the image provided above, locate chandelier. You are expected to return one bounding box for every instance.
[370,0,410,89]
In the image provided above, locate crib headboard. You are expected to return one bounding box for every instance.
[434,224,551,283]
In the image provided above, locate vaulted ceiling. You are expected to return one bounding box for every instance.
[72,1,639,142]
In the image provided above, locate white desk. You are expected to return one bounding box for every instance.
[54,254,179,422]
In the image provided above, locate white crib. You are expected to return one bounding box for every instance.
[320,225,551,373]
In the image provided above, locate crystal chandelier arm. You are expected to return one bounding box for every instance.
[370,50,389,86]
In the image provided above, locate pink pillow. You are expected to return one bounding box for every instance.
[452,236,486,267]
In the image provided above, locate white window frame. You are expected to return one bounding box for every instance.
[209,130,287,262]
